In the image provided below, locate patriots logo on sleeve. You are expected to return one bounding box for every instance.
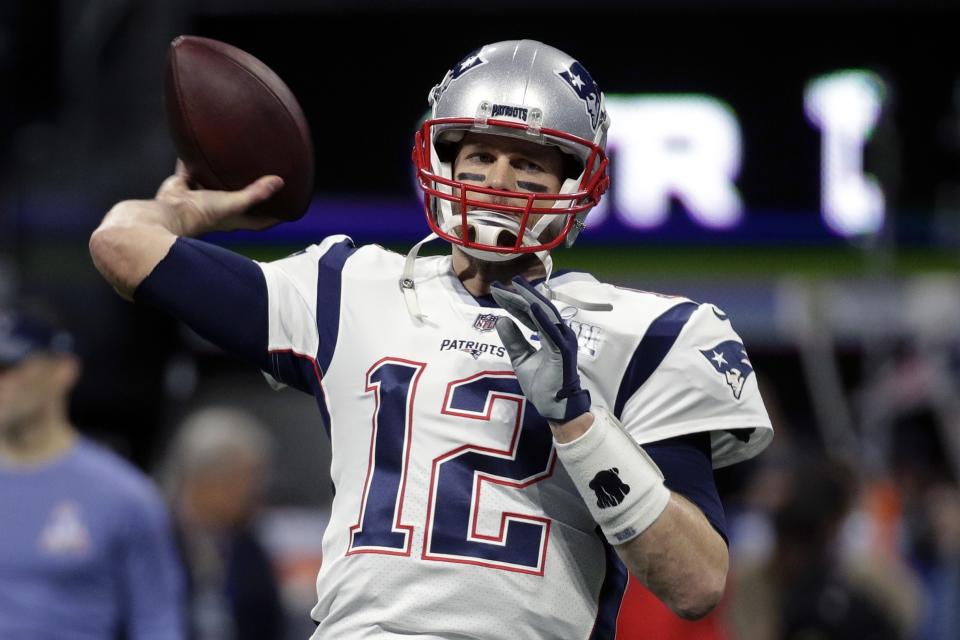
[556,60,603,131]
[700,340,754,400]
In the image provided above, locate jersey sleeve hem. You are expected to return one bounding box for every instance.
[629,416,773,469]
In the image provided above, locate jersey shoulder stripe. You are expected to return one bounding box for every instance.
[258,235,357,392]
[315,238,358,374]
[613,301,699,419]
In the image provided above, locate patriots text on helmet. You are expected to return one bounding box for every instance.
[490,104,529,121]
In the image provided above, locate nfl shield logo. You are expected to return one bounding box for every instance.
[473,313,499,333]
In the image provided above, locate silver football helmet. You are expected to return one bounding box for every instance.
[413,40,610,262]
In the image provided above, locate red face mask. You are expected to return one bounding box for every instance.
[413,117,610,256]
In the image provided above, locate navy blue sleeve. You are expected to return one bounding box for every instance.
[134,237,270,372]
[643,432,728,543]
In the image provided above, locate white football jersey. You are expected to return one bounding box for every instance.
[257,236,772,639]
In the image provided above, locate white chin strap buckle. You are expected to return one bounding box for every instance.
[442,214,531,263]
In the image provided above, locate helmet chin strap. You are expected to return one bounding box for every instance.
[399,232,440,325]
[400,222,555,325]
[400,228,610,325]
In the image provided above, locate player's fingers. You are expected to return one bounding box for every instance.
[495,317,536,366]
[173,159,200,189]
[490,283,538,332]
[511,276,551,306]
[512,277,561,324]
[490,283,526,314]
[243,175,285,204]
[530,303,564,353]
[156,173,190,198]
[218,175,285,214]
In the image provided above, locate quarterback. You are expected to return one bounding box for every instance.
[91,40,772,638]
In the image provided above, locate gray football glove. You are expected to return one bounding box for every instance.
[490,277,591,423]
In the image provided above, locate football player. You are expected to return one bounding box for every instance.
[90,40,772,638]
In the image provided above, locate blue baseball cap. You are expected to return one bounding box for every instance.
[0,310,75,367]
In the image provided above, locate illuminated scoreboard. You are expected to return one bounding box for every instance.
[600,70,886,238]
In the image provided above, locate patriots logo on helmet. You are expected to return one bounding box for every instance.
[556,60,603,131]
[432,48,488,105]
[700,340,754,400]
[451,48,487,79]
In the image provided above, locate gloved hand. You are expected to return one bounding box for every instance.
[490,276,591,423]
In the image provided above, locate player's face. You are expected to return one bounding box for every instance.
[452,132,565,230]
[0,356,61,433]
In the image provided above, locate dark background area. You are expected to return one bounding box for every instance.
[6,4,960,208]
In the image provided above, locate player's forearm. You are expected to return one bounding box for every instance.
[617,493,729,620]
[89,200,182,300]
[551,410,727,618]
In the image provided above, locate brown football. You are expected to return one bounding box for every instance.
[164,35,314,221]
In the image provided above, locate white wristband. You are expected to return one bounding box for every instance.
[554,408,671,545]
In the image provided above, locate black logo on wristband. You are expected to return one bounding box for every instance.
[589,468,631,508]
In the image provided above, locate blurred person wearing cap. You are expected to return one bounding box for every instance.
[161,406,285,640]
[0,306,186,639]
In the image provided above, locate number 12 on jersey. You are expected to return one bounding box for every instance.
[348,358,557,574]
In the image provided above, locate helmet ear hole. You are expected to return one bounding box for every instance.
[562,154,583,181]
[435,140,459,164]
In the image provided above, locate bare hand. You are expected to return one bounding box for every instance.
[155,161,286,235]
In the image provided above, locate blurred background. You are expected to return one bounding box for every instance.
[3,0,960,638]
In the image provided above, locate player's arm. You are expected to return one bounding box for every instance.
[491,279,734,619]
[92,168,345,393]
[552,415,728,620]
[620,493,728,617]
[89,166,282,300]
